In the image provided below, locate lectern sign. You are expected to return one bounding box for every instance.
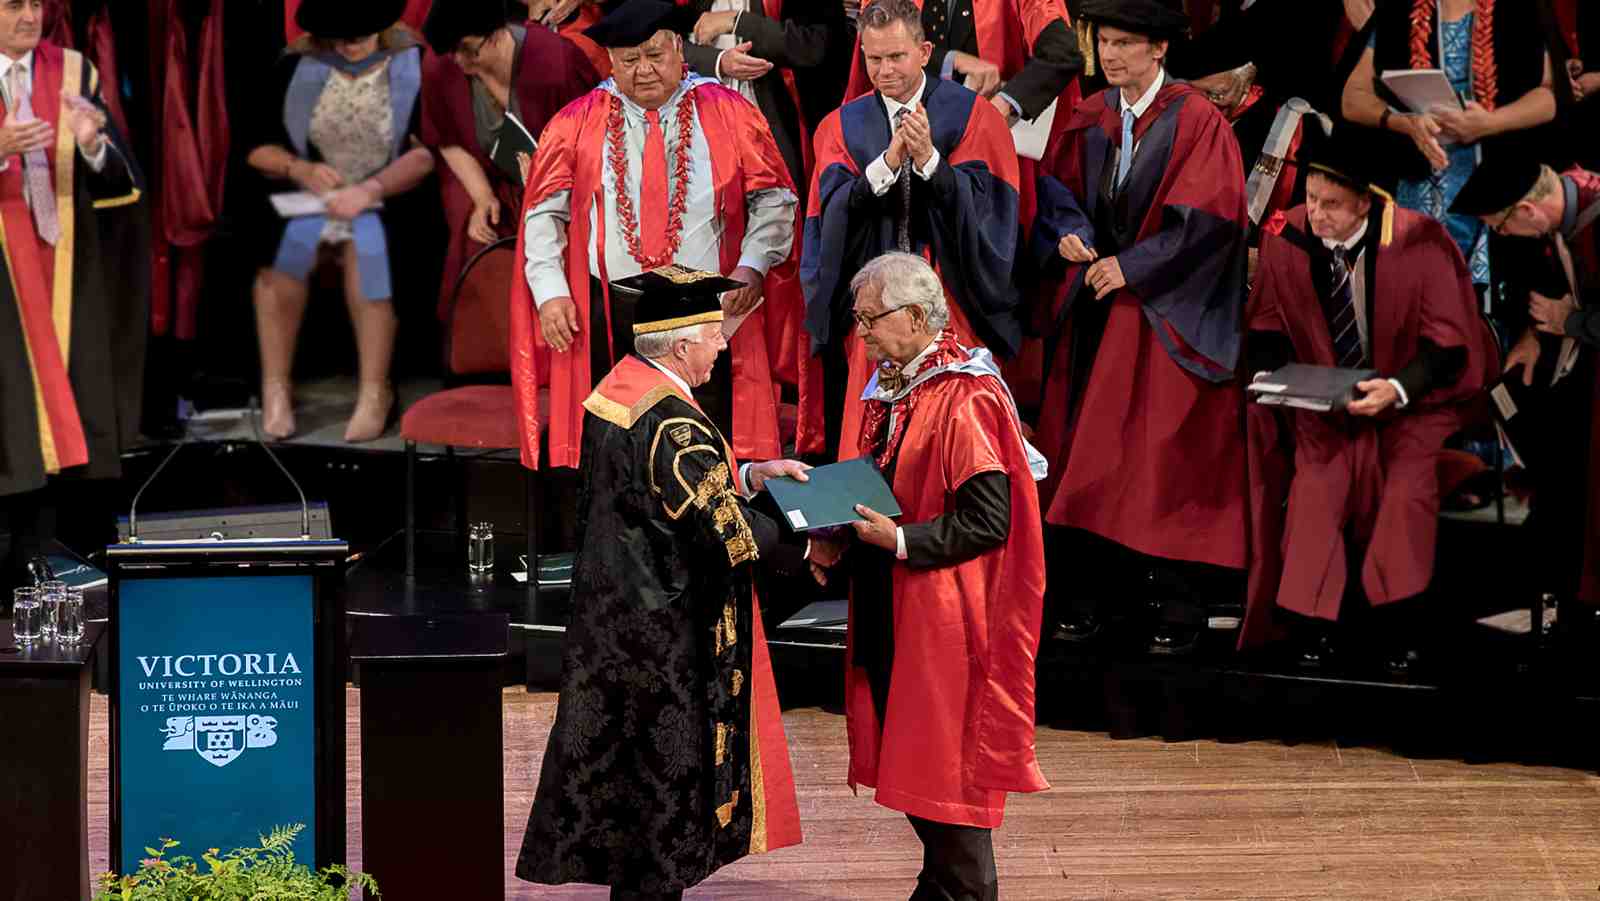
[115,575,316,876]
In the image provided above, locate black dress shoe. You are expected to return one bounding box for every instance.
[1147,624,1199,656]
[1297,634,1336,670]
[1052,615,1102,643]
[1384,648,1420,677]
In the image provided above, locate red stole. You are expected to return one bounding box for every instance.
[512,82,794,471]
[1,42,88,472]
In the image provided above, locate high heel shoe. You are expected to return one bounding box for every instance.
[344,381,396,443]
[261,378,296,440]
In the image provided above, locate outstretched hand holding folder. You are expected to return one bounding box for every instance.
[764,457,902,532]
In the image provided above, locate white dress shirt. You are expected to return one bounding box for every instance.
[864,73,943,196]
[1320,219,1410,408]
[522,76,798,307]
[1111,66,1165,170]
[0,51,109,176]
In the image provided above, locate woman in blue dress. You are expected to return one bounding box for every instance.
[1341,0,1560,287]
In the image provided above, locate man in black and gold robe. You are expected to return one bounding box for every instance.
[517,267,813,901]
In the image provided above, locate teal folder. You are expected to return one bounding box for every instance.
[764,456,902,532]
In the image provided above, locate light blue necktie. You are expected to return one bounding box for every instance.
[1117,107,1136,188]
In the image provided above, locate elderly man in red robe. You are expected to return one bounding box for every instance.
[513,0,798,471]
[809,252,1048,901]
[1240,138,1498,671]
[1030,0,1249,655]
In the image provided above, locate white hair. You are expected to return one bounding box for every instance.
[634,322,712,360]
[849,252,949,332]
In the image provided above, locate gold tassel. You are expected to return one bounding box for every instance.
[1075,19,1096,78]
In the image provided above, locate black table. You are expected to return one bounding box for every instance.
[351,613,508,901]
[0,621,104,901]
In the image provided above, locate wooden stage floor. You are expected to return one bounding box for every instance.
[86,688,1600,900]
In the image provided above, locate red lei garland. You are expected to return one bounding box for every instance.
[1409,0,1498,111]
[606,90,696,269]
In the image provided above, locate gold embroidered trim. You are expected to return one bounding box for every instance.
[714,599,739,654]
[714,722,729,765]
[92,187,141,210]
[583,383,683,430]
[52,51,85,364]
[715,790,741,828]
[651,262,725,284]
[633,310,723,335]
[748,685,768,853]
[731,670,744,697]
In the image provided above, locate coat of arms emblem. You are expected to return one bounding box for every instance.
[162,714,279,768]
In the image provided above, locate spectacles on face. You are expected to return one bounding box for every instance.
[457,31,498,62]
[1490,206,1518,236]
[853,305,909,331]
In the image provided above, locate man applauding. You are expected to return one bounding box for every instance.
[809,252,1048,901]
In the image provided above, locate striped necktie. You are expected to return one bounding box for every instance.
[1324,246,1365,368]
[894,107,912,253]
[7,63,60,246]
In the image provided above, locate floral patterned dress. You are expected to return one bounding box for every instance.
[307,59,395,247]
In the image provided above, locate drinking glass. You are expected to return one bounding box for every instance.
[468,521,495,573]
[56,586,84,644]
[11,587,41,644]
[37,579,65,640]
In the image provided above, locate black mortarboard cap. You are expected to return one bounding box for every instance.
[1077,0,1188,38]
[1450,156,1544,217]
[612,266,742,336]
[582,0,690,49]
[1300,129,1380,197]
[296,0,407,40]
[422,0,512,55]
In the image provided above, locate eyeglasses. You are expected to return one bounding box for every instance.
[853,306,909,331]
[1490,206,1517,236]
[457,30,501,61]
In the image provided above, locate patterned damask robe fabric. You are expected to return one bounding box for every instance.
[517,356,802,894]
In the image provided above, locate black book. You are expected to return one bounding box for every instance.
[490,112,537,186]
[1487,364,1555,471]
[1247,363,1380,412]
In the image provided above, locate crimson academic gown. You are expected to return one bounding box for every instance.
[511,82,797,470]
[0,42,144,497]
[152,0,226,341]
[844,336,1049,828]
[1237,206,1498,648]
[1030,81,1250,570]
[798,77,1022,458]
[420,28,596,320]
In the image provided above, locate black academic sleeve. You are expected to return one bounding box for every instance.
[901,471,1011,569]
[1000,19,1084,120]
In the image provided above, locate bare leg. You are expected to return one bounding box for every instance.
[342,242,397,442]
[254,267,310,439]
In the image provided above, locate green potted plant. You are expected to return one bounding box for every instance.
[94,824,379,900]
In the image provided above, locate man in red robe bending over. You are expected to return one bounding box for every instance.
[1239,135,1498,672]
[810,252,1049,901]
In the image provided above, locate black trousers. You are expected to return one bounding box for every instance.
[907,815,998,901]
[587,277,732,441]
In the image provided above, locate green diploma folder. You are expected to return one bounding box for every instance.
[764,456,902,532]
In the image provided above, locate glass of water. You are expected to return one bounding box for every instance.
[37,580,65,640]
[468,521,495,573]
[56,586,84,644]
[11,587,41,644]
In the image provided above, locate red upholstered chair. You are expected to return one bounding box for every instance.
[400,237,546,598]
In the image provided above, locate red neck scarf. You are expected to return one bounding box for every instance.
[857,330,965,468]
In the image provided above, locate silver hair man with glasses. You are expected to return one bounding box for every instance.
[809,252,1049,901]
[519,267,822,900]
